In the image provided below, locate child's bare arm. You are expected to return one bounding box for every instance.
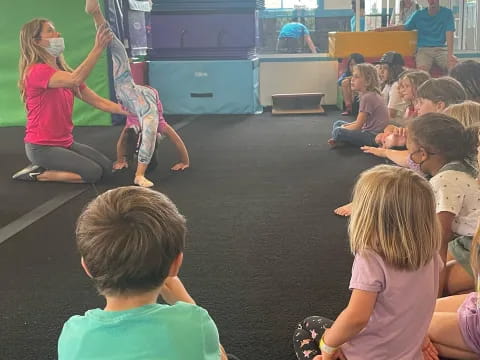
[159,276,195,305]
[343,112,367,131]
[113,127,129,169]
[322,289,377,349]
[164,124,190,170]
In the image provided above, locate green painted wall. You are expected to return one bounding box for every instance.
[0,1,111,126]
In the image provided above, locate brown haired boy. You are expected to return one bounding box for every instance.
[58,186,227,359]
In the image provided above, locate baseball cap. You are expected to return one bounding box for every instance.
[375,51,405,66]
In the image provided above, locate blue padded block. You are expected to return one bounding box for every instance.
[148,59,262,115]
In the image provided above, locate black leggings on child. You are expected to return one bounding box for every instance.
[293,316,334,359]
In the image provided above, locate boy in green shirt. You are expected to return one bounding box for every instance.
[58,186,227,360]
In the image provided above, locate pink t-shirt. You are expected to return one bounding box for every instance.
[342,250,442,360]
[24,63,84,148]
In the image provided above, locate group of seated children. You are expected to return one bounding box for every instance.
[294,55,480,359]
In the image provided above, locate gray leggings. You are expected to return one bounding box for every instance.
[25,142,112,183]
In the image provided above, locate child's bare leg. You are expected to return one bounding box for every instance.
[334,202,352,217]
[85,0,107,29]
[134,163,153,188]
[431,343,477,359]
[341,78,353,112]
[429,311,477,359]
[113,127,129,170]
[445,261,475,296]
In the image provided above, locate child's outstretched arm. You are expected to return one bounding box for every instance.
[113,127,129,170]
[164,124,190,171]
[159,276,195,305]
[321,289,377,359]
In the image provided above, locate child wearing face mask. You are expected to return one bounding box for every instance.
[334,77,467,217]
[407,113,480,296]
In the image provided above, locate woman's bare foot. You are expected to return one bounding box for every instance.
[85,0,100,14]
[113,160,128,171]
[334,203,352,217]
[134,175,154,188]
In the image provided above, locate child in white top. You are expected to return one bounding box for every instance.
[293,165,442,360]
[407,113,480,296]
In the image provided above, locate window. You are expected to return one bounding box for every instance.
[265,0,319,9]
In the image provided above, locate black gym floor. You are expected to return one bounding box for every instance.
[0,110,383,360]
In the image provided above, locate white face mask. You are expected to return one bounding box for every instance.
[44,37,65,57]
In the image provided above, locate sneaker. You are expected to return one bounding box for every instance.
[12,164,45,181]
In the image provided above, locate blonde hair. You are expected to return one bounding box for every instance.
[354,63,381,94]
[444,101,480,128]
[400,70,431,101]
[18,18,73,102]
[349,165,441,270]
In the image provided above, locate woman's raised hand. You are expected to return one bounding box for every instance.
[94,24,113,50]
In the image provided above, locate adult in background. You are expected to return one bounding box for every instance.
[375,0,457,75]
[351,0,365,32]
[13,18,129,183]
[277,17,317,54]
[391,0,419,25]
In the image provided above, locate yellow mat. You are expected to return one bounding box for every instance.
[329,31,417,58]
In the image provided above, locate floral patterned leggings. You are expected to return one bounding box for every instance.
[293,316,333,359]
[107,4,158,164]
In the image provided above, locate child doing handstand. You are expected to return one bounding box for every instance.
[85,0,189,188]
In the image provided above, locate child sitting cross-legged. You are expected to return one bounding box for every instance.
[328,63,389,148]
[293,165,442,360]
[58,186,228,360]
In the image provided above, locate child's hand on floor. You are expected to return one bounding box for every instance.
[314,348,346,360]
[171,162,189,171]
[422,336,439,360]
[113,160,128,170]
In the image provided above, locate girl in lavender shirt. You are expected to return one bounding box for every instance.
[293,165,442,360]
[328,63,388,148]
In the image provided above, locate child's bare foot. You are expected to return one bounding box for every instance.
[85,0,100,14]
[134,175,154,188]
[113,160,128,171]
[328,139,346,149]
[334,203,352,217]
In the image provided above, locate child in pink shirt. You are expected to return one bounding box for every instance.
[293,165,442,360]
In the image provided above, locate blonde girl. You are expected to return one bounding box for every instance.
[444,101,480,128]
[294,165,442,360]
[328,63,388,148]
